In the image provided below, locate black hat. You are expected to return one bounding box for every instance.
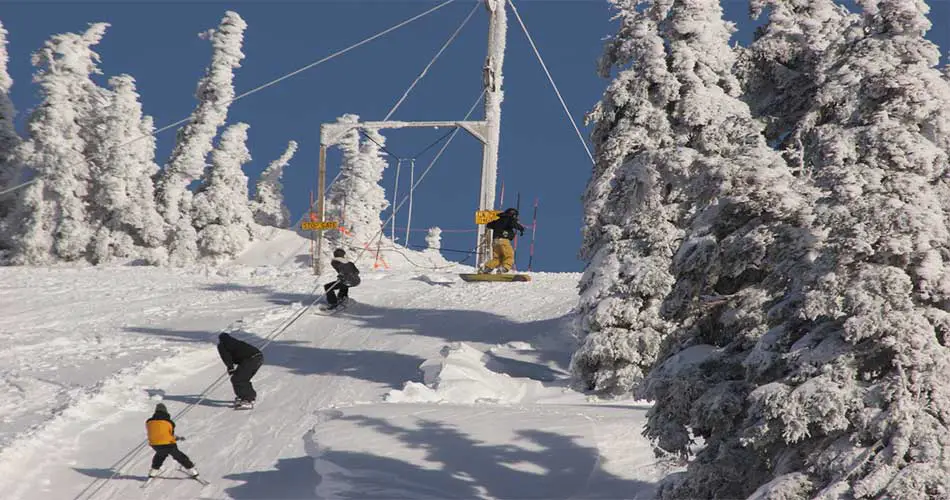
[504,208,518,216]
[333,248,346,258]
[155,403,168,414]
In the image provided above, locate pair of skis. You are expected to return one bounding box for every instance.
[141,468,209,488]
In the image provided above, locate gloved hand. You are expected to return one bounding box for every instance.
[227,368,236,375]
[175,435,186,441]
[518,229,525,236]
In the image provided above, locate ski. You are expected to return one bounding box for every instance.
[179,467,210,485]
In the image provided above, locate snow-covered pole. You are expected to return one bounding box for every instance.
[475,0,507,269]
[405,159,415,248]
[392,158,401,243]
[527,197,537,271]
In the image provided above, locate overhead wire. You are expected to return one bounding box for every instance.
[2,0,459,200]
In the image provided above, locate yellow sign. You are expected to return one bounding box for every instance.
[475,210,501,225]
[301,221,339,231]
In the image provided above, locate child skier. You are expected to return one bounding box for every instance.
[145,403,199,479]
[323,248,361,310]
[217,333,263,409]
[480,207,525,273]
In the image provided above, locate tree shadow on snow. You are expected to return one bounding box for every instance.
[222,456,319,500]
[309,414,655,499]
[72,467,189,482]
[124,326,425,390]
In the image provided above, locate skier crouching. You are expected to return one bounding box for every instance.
[146,403,199,478]
[323,248,361,310]
[217,333,263,409]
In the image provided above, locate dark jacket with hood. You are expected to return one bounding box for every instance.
[487,213,525,241]
[217,333,262,372]
[331,256,361,287]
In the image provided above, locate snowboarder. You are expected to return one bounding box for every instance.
[217,333,263,409]
[480,208,525,274]
[324,248,361,310]
[146,403,199,479]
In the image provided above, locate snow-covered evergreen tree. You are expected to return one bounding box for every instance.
[570,0,693,396]
[0,20,22,251]
[639,1,950,498]
[0,20,20,201]
[735,0,854,159]
[6,23,109,264]
[154,11,246,266]
[251,140,296,228]
[86,75,165,264]
[326,114,390,249]
[739,1,950,497]
[192,122,254,259]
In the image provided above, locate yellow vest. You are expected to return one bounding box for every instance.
[146,418,176,446]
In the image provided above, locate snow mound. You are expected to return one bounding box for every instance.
[385,342,551,404]
[304,403,666,499]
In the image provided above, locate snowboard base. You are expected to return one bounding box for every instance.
[459,273,531,282]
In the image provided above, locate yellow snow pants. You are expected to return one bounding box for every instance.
[484,238,515,270]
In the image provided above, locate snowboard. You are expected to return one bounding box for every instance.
[459,273,531,282]
[317,299,353,314]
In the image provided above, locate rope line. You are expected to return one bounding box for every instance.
[508,0,594,165]
[2,0,457,199]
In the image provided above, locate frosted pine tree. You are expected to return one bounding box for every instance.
[251,140,296,228]
[571,0,692,396]
[735,0,854,158]
[326,115,390,249]
[6,23,109,263]
[0,21,21,250]
[86,75,165,263]
[192,122,254,259]
[0,21,20,204]
[154,11,246,266]
[732,1,950,498]
[626,1,822,497]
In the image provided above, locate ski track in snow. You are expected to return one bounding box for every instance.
[0,233,666,499]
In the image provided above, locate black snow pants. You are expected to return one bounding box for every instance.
[151,444,194,469]
[324,280,349,306]
[231,353,263,402]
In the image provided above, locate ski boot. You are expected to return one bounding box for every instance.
[148,468,161,478]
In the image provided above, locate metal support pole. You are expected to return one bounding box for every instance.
[315,144,328,275]
[405,159,416,248]
[475,0,507,269]
[391,159,402,243]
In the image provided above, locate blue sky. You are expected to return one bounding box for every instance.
[2,1,948,272]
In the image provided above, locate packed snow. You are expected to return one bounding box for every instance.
[0,228,673,499]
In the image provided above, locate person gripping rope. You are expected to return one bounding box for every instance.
[145,403,199,478]
[323,248,361,310]
[217,333,263,409]
[480,208,525,274]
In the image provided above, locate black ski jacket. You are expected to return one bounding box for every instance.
[217,333,262,371]
[487,213,525,241]
[331,256,361,287]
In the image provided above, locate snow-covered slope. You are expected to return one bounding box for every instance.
[0,228,672,499]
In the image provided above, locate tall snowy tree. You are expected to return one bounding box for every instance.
[154,11,246,266]
[326,114,390,249]
[735,0,854,159]
[571,0,702,396]
[741,1,950,497]
[5,23,110,264]
[640,1,950,498]
[251,140,296,228]
[86,75,165,264]
[0,21,20,202]
[192,122,255,259]
[0,20,22,249]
